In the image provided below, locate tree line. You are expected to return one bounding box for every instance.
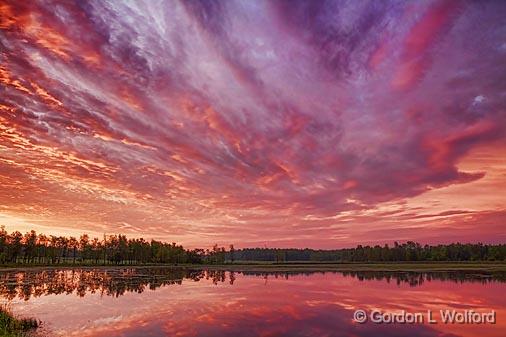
[0,227,229,265]
[233,241,506,262]
[0,227,505,265]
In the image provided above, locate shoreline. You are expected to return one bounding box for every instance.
[0,262,505,273]
[0,306,38,337]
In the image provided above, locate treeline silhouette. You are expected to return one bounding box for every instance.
[233,241,506,262]
[0,268,505,301]
[1,227,506,265]
[0,227,226,265]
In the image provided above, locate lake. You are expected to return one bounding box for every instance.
[1,267,505,337]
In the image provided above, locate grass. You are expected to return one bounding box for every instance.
[0,306,38,337]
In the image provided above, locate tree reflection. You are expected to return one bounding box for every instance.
[0,268,505,301]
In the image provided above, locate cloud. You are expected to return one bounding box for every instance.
[0,0,505,246]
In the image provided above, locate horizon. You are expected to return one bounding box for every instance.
[1,0,506,249]
[0,225,502,251]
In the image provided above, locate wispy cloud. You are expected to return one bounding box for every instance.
[0,0,505,247]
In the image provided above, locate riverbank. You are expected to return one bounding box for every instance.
[1,262,505,273]
[201,262,506,273]
[0,307,38,337]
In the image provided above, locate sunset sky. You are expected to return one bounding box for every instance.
[0,0,505,248]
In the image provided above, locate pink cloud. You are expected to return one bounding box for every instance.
[0,0,505,247]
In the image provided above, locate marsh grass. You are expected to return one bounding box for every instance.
[0,305,38,337]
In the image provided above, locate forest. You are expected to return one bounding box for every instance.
[0,227,505,265]
[234,242,506,262]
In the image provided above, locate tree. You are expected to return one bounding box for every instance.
[9,231,23,263]
[229,244,235,263]
[23,230,37,263]
[69,237,78,264]
[0,226,8,263]
[0,228,504,266]
[79,234,90,262]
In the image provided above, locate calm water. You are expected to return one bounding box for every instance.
[1,267,506,337]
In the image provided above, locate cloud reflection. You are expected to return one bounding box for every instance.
[5,268,506,337]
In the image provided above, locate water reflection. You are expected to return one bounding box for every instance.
[0,268,504,301]
[0,268,216,300]
[1,268,505,337]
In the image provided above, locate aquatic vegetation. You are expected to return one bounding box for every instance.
[0,306,38,337]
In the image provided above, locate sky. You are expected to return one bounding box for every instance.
[0,0,505,248]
